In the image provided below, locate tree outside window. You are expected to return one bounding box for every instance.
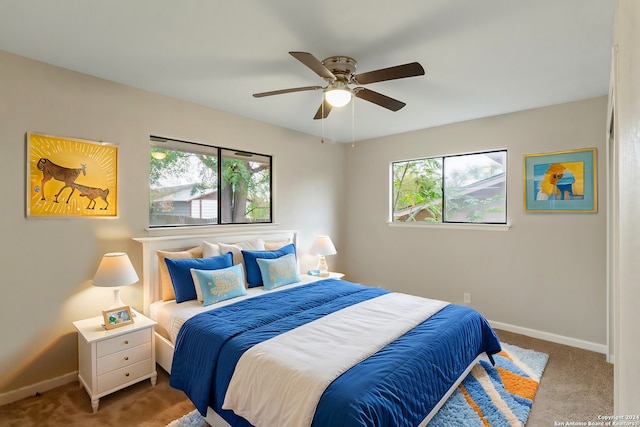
[392,150,506,224]
[149,138,271,227]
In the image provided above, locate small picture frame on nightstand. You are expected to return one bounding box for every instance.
[102,306,134,330]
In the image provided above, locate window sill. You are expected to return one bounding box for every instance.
[387,222,510,232]
[145,222,280,235]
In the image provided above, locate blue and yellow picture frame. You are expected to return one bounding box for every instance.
[524,148,597,213]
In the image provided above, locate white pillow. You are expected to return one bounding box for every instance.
[264,239,291,250]
[190,268,204,302]
[202,241,221,258]
[218,237,265,266]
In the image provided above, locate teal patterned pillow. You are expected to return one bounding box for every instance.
[256,253,300,290]
[190,264,247,306]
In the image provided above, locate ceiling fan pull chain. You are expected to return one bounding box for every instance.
[321,98,325,144]
[351,98,356,148]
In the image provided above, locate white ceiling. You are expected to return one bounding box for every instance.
[0,0,615,143]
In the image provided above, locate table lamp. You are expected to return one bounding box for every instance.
[92,252,139,309]
[309,236,337,277]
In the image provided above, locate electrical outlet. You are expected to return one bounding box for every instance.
[463,293,471,304]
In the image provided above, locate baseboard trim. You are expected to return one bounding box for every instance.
[0,371,78,407]
[489,320,608,355]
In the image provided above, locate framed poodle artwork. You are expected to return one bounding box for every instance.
[523,148,597,213]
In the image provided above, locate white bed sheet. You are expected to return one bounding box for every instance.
[149,275,319,344]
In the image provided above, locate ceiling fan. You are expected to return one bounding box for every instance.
[253,52,425,120]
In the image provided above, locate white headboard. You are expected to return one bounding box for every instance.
[133,229,299,315]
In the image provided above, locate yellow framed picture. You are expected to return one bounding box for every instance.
[27,132,118,217]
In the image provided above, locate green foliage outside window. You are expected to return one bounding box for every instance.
[392,158,443,222]
[392,151,506,224]
[149,139,271,227]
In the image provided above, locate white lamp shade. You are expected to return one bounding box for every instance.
[92,252,139,288]
[309,236,337,256]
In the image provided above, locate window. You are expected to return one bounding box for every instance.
[391,150,506,224]
[149,136,272,228]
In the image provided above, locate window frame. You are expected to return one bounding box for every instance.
[149,135,273,229]
[390,149,507,226]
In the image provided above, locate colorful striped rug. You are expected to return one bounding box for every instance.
[167,342,548,427]
[428,342,549,427]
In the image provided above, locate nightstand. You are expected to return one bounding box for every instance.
[301,272,345,282]
[72,311,157,412]
[325,272,345,280]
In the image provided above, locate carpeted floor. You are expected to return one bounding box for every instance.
[0,329,613,427]
[0,368,195,427]
[497,330,613,426]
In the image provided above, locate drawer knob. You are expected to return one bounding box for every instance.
[125,372,130,377]
[124,356,129,361]
[124,340,129,345]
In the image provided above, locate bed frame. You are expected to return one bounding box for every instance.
[133,229,483,427]
[134,230,299,372]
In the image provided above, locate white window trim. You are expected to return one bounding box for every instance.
[387,221,510,232]
[389,149,508,226]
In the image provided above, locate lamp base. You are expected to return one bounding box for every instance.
[317,256,330,277]
[108,288,125,308]
[107,288,136,316]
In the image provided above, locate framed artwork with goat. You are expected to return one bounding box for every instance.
[26,132,118,217]
[523,147,597,213]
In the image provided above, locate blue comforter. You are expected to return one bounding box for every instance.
[170,280,501,427]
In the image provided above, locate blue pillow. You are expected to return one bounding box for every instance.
[190,264,247,306]
[164,252,233,303]
[242,244,296,287]
[257,253,300,290]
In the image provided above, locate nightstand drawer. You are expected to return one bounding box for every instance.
[97,328,151,357]
[97,343,152,376]
[97,359,153,394]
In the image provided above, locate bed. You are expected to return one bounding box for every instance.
[134,230,501,427]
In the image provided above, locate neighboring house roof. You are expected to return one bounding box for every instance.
[394,172,505,218]
[448,172,506,197]
[151,184,217,202]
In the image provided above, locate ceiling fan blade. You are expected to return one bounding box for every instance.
[313,99,333,120]
[253,86,323,98]
[354,88,406,111]
[289,51,336,80]
[353,62,425,85]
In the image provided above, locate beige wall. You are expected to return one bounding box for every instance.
[0,50,346,394]
[343,97,608,347]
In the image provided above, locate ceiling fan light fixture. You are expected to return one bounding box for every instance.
[254,52,425,120]
[324,82,352,107]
